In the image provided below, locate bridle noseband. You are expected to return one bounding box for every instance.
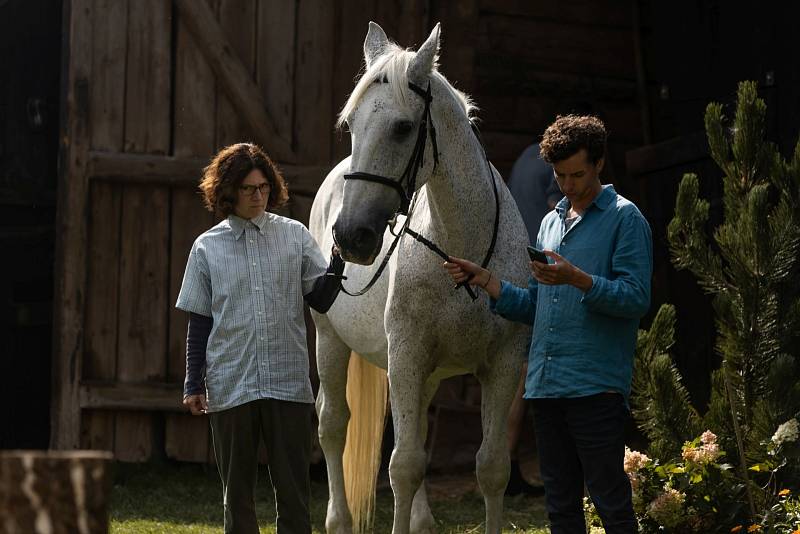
[335,77,500,302]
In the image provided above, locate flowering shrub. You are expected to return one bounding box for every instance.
[582,425,800,532]
[585,431,746,532]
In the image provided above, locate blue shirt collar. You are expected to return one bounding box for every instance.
[555,184,616,218]
[228,211,269,239]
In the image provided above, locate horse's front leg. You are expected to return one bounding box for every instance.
[315,327,354,534]
[476,347,523,534]
[409,377,441,534]
[388,354,430,534]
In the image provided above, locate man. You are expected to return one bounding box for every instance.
[443,115,652,533]
[177,143,343,534]
[504,142,562,496]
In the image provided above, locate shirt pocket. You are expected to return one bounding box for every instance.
[268,242,303,293]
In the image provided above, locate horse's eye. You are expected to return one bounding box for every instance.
[392,120,414,139]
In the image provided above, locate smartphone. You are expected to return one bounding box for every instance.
[527,246,548,264]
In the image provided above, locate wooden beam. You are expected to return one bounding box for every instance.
[51,0,93,450]
[79,381,186,412]
[174,0,296,163]
[626,131,708,176]
[87,151,329,196]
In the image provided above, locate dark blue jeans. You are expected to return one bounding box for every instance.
[532,393,637,534]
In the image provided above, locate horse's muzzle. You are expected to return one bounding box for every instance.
[332,221,382,265]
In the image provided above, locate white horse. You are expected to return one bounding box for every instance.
[309,22,530,534]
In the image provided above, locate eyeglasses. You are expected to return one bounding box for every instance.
[239,183,270,197]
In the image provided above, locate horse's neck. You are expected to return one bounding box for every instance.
[420,92,495,260]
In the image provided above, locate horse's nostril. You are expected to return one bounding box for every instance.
[353,227,377,247]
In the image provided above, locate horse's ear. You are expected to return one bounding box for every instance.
[364,21,389,68]
[407,23,441,85]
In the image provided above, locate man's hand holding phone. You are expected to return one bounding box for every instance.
[527,246,548,264]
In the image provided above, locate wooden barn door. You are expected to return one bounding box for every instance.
[53,0,429,462]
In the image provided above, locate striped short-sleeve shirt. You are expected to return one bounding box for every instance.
[176,211,327,412]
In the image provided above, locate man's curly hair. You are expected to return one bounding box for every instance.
[539,115,607,165]
[199,143,288,216]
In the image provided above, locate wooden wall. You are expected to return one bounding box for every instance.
[53,0,644,461]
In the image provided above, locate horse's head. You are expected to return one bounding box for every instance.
[332,22,441,265]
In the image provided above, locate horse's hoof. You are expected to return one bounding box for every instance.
[325,510,353,534]
[410,514,436,534]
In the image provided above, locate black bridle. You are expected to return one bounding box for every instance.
[335,78,500,302]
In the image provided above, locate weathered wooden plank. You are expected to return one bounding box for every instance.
[51,0,93,450]
[477,13,636,80]
[295,0,335,164]
[116,0,172,462]
[88,151,208,183]
[89,0,127,151]
[331,0,373,162]
[474,54,638,99]
[82,0,128,452]
[165,414,211,463]
[477,0,634,28]
[87,151,328,194]
[0,450,113,534]
[80,381,184,411]
[115,182,170,461]
[431,0,478,93]
[166,0,218,463]
[175,0,295,162]
[216,0,256,148]
[123,0,171,154]
[626,131,708,176]
[82,182,121,452]
[256,0,295,146]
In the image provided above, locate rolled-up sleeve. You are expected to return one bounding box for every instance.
[580,212,652,319]
[176,241,212,316]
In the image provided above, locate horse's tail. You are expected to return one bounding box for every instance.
[343,351,388,534]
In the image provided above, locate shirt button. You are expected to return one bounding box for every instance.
[257,311,263,315]
[547,356,552,361]
[249,239,254,244]
[255,287,260,291]
[259,336,264,341]
[252,262,256,266]
[548,327,554,333]
[552,297,558,303]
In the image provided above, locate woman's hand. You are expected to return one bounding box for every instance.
[183,394,208,415]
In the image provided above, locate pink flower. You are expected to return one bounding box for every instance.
[700,430,717,445]
[682,432,721,465]
[647,487,686,528]
[624,447,650,474]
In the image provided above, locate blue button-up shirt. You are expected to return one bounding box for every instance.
[176,212,327,412]
[492,185,652,400]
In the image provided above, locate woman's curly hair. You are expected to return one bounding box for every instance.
[199,143,289,216]
[539,115,607,164]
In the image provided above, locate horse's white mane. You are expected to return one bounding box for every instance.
[336,41,477,129]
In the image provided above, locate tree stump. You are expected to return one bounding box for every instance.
[0,450,113,534]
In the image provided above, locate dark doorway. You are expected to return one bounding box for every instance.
[0,0,62,448]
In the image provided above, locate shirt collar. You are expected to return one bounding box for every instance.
[228,211,269,239]
[555,184,616,218]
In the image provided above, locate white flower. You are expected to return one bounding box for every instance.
[771,419,800,447]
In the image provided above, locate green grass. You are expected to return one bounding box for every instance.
[109,462,549,533]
